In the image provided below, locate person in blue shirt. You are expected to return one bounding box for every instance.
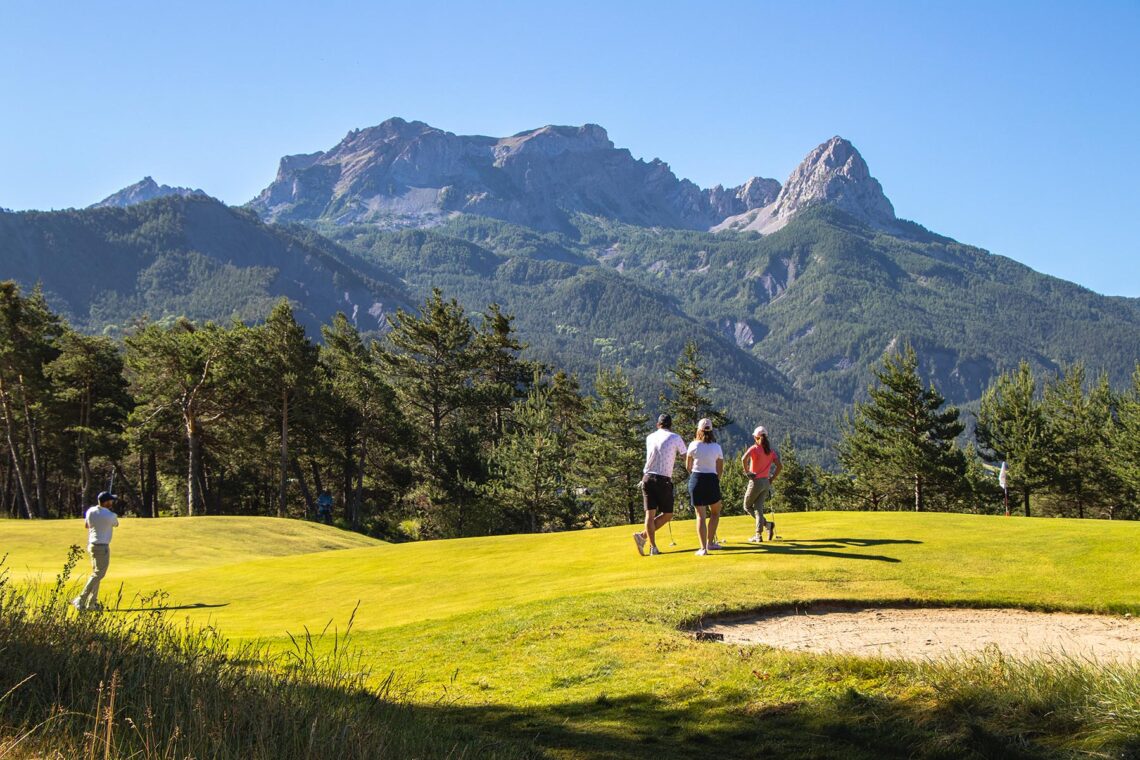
[316,490,333,524]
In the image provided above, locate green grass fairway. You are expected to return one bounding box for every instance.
[5,512,1139,758]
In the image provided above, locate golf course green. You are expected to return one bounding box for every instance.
[5,511,1139,758]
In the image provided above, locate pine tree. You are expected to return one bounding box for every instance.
[660,340,731,438]
[321,312,402,529]
[575,367,648,526]
[838,344,965,511]
[375,289,492,535]
[375,289,481,471]
[474,303,537,437]
[45,330,132,509]
[124,319,243,516]
[1041,364,1116,518]
[254,300,321,518]
[546,370,587,447]
[1108,363,1140,518]
[660,340,731,514]
[482,382,571,532]
[975,361,1050,517]
[0,282,64,518]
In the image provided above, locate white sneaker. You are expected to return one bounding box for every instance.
[632,532,646,556]
[649,546,661,556]
[695,548,708,556]
[71,597,85,611]
[747,534,762,544]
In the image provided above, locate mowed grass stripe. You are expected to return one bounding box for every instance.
[6,512,1139,639]
[1,515,382,579]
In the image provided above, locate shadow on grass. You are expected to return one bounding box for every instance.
[434,686,1059,760]
[793,537,925,548]
[109,602,230,612]
[711,543,903,563]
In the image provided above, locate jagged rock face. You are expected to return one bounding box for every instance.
[91,177,207,209]
[774,137,895,226]
[706,177,781,220]
[713,137,897,235]
[247,118,780,232]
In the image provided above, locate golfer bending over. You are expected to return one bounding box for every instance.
[687,418,724,556]
[742,426,781,542]
[73,491,120,611]
[633,413,687,556]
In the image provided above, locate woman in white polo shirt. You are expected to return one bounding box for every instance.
[686,418,724,556]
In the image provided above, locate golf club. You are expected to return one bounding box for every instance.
[667,520,676,547]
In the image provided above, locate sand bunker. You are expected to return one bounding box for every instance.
[704,606,1140,663]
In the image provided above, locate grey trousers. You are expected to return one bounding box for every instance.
[78,543,110,607]
[744,478,773,533]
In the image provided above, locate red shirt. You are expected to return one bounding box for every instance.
[744,444,779,478]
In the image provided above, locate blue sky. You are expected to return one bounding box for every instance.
[3,1,1138,296]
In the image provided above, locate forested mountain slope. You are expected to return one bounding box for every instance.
[0,196,410,335]
[323,208,1140,454]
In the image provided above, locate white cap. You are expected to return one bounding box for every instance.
[698,418,713,431]
[753,426,767,437]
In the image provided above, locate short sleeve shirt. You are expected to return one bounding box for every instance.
[85,505,119,545]
[643,428,687,476]
[686,441,723,474]
[744,444,779,478]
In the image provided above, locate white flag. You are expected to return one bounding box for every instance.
[998,461,1008,490]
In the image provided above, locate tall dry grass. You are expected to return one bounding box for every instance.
[0,548,529,759]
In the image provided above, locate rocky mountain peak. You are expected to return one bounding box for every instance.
[769,136,896,230]
[91,177,208,209]
[712,137,897,235]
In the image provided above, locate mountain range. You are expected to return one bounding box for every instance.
[248,118,781,232]
[91,176,210,209]
[2,118,1137,457]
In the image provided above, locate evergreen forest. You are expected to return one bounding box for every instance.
[2,280,1137,536]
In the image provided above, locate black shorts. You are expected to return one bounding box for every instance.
[688,472,722,507]
[642,474,674,513]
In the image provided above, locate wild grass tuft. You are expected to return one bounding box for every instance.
[0,554,529,759]
[914,649,1140,756]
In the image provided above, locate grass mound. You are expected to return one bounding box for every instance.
[0,548,523,759]
[2,515,382,581]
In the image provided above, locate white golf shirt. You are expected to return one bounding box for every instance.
[687,441,724,473]
[643,428,687,476]
[85,506,119,545]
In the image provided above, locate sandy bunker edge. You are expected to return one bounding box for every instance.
[695,603,1140,663]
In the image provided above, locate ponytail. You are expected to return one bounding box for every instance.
[760,434,771,455]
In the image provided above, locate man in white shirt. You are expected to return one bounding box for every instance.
[633,414,687,556]
[72,491,120,612]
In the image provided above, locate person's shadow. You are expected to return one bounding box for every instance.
[109,602,230,612]
[714,536,923,563]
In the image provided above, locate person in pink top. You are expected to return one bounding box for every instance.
[741,426,781,542]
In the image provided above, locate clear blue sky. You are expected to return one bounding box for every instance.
[3,1,1138,296]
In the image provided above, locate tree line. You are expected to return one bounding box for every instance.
[0,281,694,535]
[2,280,1138,533]
[769,345,1140,521]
